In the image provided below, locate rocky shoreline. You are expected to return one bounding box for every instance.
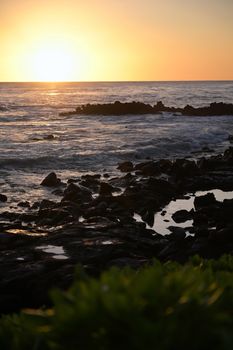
[60,101,233,116]
[0,147,233,313]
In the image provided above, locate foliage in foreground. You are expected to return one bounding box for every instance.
[0,255,233,350]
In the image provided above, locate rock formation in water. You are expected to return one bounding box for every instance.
[60,101,233,116]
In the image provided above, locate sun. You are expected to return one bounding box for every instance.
[31,44,75,82]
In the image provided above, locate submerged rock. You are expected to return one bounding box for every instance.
[0,194,7,202]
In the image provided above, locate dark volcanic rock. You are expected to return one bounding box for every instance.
[0,194,7,202]
[172,209,193,223]
[62,183,92,203]
[99,182,116,196]
[41,172,61,187]
[135,161,160,176]
[223,147,233,164]
[17,201,30,208]
[60,101,156,116]
[117,161,134,172]
[1,146,233,314]
[194,193,217,210]
[59,101,233,117]
[168,227,186,240]
[171,159,199,178]
[182,102,233,116]
[228,135,233,143]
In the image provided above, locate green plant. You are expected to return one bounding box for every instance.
[0,255,232,350]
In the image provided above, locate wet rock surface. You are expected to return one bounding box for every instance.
[0,147,233,313]
[41,172,62,187]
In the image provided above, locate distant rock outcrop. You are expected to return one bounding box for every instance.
[60,101,233,117]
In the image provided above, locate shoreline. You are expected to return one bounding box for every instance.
[0,147,233,313]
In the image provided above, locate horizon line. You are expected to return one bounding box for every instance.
[0,79,233,84]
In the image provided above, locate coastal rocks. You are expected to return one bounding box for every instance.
[62,183,92,203]
[59,101,233,117]
[117,161,134,172]
[60,101,155,116]
[183,102,233,116]
[0,194,7,202]
[1,147,233,313]
[171,159,199,178]
[41,172,61,187]
[223,147,233,164]
[194,193,216,210]
[17,201,30,208]
[172,209,193,223]
[99,182,116,196]
[135,161,161,176]
[228,135,233,143]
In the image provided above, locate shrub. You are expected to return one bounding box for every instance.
[0,255,233,350]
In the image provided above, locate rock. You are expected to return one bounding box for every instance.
[190,237,209,255]
[39,199,56,210]
[194,193,217,210]
[141,210,154,227]
[209,227,233,243]
[62,183,92,203]
[201,146,214,153]
[156,159,173,173]
[0,194,7,202]
[17,201,30,208]
[172,209,193,223]
[41,172,61,187]
[146,178,176,197]
[79,174,100,191]
[223,147,233,164]
[228,135,233,143]
[81,174,101,180]
[117,161,134,172]
[168,227,186,240]
[67,178,79,184]
[138,162,160,176]
[52,189,64,196]
[38,207,72,225]
[99,182,115,196]
[194,227,209,238]
[44,134,55,140]
[171,159,199,177]
[60,101,233,117]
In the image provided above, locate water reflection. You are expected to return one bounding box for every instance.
[135,189,233,235]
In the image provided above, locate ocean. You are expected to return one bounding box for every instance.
[0,81,233,210]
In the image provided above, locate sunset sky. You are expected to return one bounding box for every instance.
[1,0,233,82]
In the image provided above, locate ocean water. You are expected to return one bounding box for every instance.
[0,81,233,209]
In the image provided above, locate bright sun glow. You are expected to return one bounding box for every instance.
[31,44,75,82]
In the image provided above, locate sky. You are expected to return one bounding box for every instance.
[0,0,233,81]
